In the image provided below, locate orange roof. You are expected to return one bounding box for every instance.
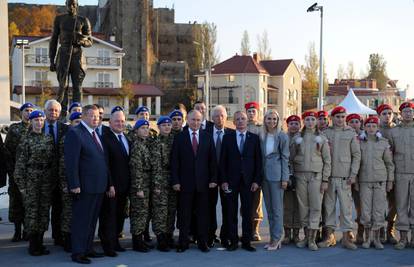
[212,55,268,75]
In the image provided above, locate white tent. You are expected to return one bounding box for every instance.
[334,89,377,115]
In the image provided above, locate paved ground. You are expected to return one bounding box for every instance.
[1,185,414,267]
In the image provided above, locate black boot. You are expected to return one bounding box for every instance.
[132,234,150,252]
[144,226,152,242]
[63,232,72,253]
[39,233,50,255]
[22,230,29,241]
[28,233,42,256]
[11,223,22,242]
[157,234,170,252]
[166,233,176,249]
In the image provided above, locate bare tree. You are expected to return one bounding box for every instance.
[337,64,345,80]
[346,61,356,79]
[256,30,272,60]
[240,30,251,56]
[195,22,220,70]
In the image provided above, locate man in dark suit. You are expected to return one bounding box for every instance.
[43,99,69,246]
[171,110,217,253]
[99,108,130,257]
[95,104,110,137]
[194,101,214,132]
[220,110,263,252]
[207,105,235,248]
[64,104,110,264]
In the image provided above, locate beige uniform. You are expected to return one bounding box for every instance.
[290,130,331,229]
[388,121,414,231]
[358,136,394,230]
[247,122,263,235]
[323,126,361,232]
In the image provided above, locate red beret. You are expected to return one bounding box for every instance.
[364,116,379,125]
[346,113,362,123]
[376,104,392,115]
[286,115,301,124]
[302,111,317,120]
[331,106,347,117]
[399,102,414,112]
[317,110,329,118]
[245,101,259,110]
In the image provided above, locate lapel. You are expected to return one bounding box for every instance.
[80,123,103,154]
[183,128,195,159]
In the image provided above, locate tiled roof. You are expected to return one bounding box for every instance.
[260,59,293,76]
[211,55,268,75]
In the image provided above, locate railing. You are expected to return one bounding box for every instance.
[211,97,239,104]
[95,82,114,88]
[86,57,120,66]
[25,55,49,64]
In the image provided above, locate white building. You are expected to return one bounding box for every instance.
[196,54,302,120]
[10,33,163,116]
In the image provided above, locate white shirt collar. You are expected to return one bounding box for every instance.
[236,129,247,136]
[81,120,96,134]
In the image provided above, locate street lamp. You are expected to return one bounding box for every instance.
[307,2,324,110]
[16,39,29,104]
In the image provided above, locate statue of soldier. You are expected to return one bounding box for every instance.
[49,0,92,117]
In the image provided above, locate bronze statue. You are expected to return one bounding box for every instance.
[49,0,92,116]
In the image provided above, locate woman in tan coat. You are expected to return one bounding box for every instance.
[290,111,331,251]
[356,116,394,250]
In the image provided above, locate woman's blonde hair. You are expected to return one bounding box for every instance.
[260,109,280,140]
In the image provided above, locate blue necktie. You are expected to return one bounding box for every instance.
[118,134,128,155]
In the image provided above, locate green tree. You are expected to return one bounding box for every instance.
[240,30,250,56]
[366,53,388,90]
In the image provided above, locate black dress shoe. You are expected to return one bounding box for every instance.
[72,254,91,264]
[104,250,118,257]
[227,241,238,251]
[207,240,215,248]
[176,244,188,253]
[114,243,126,252]
[198,243,210,253]
[241,243,256,252]
[221,239,230,248]
[86,250,105,258]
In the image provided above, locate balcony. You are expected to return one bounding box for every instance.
[25,55,50,65]
[86,57,120,67]
[211,97,239,104]
[95,82,114,88]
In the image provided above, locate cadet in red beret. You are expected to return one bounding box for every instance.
[346,113,363,135]
[399,101,414,112]
[302,111,317,120]
[287,115,301,137]
[317,111,329,131]
[330,106,347,117]
[244,101,263,241]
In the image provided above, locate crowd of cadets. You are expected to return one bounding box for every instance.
[0,98,414,259]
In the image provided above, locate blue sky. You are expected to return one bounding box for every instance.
[8,0,414,97]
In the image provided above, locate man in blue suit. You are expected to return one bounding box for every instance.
[220,110,263,252]
[64,104,110,264]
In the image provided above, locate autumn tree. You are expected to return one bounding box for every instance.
[301,42,328,110]
[256,30,272,60]
[366,53,388,90]
[240,30,251,56]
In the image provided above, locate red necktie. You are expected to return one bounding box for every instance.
[192,132,198,155]
[92,131,103,152]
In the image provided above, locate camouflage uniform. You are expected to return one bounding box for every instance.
[58,136,72,234]
[129,137,162,235]
[13,131,55,234]
[4,121,30,224]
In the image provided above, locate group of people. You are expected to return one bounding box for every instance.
[0,98,413,264]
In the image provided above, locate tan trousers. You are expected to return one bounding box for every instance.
[324,177,354,232]
[251,189,263,223]
[283,190,301,228]
[395,173,414,231]
[359,182,387,230]
[295,172,323,230]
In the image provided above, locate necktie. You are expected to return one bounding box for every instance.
[92,131,103,152]
[48,124,56,144]
[216,130,222,161]
[118,134,128,155]
[239,133,245,154]
[192,132,198,155]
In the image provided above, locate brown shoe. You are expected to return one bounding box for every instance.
[317,228,336,248]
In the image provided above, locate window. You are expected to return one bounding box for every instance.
[34,71,48,86]
[97,49,110,65]
[229,89,234,103]
[97,72,112,88]
[98,96,110,108]
[268,90,278,105]
[291,76,295,85]
[228,75,235,82]
[35,47,48,63]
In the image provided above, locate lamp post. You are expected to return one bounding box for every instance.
[16,39,29,104]
[307,3,324,110]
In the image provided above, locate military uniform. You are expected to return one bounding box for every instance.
[14,130,55,254]
[379,122,398,244]
[319,125,361,249]
[389,120,414,249]
[358,134,394,249]
[247,122,264,240]
[129,136,162,251]
[290,129,331,250]
[4,121,30,238]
